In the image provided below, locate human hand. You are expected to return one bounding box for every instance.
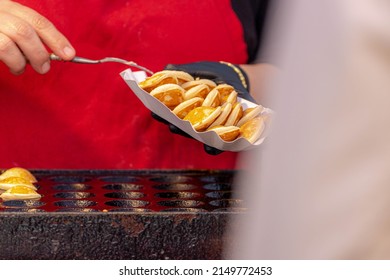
[0,0,75,75]
[152,61,256,155]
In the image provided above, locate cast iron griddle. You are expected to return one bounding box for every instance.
[0,170,245,259]
[0,169,245,213]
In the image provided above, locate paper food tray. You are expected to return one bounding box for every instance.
[120,69,271,152]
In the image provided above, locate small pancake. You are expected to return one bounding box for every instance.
[208,125,240,142]
[236,105,263,127]
[224,102,243,126]
[184,84,210,100]
[0,167,37,183]
[150,84,185,109]
[222,90,238,104]
[202,88,221,107]
[159,70,194,84]
[181,79,217,90]
[239,116,265,143]
[138,72,178,92]
[184,106,222,131]
[214,84,235,99]
[0,176,37,191]
[0,185,41,201]
[172,97,204,119]
[208,102,232,127]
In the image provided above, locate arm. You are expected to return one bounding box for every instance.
[240,63,279,105]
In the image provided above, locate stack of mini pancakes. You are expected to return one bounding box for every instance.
[139,70,266,143]
[0,167,41,201]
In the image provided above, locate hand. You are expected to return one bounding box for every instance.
[153,61,255,155]
[165,61,256,103]
[0,0,75,75]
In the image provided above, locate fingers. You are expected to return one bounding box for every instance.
[151,112,170,125]
[0,12,51,74]
[168,124,192,138]
[203,145,224,155]
[0,1,75,74]
[8,1,75,60]
[0,32,26,75]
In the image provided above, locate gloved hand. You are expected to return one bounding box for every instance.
[153,61,255,155]
[165,61,255,102]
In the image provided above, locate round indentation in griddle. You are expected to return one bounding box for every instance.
[155,192,200,199]
[108,208,152,212]
[200,175,234,184]
[158,200,204,208]
[209,199,244,208]
[1,200,45,208]
[160,208,206,212]
[53,184,92,191]
[152,183,197,191]
[104,192,145,199]
[1,208,45,212]
[98,176,141,183]
[203,183,233,191]
[149,175,192,183]
[55,208,98,212]
[54,200,97,208]
[53,192,95,199]
[49,176,91,183]
[205,191,233,199]
[102,184,143,191]
[105,200,149,208]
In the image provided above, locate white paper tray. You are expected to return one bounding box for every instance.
[120,69,271,152]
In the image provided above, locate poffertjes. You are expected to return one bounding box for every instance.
[173,97,204,119]
[239,116,266,144]
[0,167,41,201]
[139,70,266,143]
[0,167,37,183]
[0,176,37,191]
[149,84,185,109]
[0,185,41,201]
[208,125,240,142]
[138,72,178,92]
[184,106,222,131]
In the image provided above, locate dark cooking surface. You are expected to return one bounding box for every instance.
[0,169,245,213]
[0,170,245,260]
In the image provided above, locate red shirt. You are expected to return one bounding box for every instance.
[0,0,248,169]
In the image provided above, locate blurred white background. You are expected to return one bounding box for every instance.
[226,0,390,259]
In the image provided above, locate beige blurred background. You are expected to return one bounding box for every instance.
[226,0,390,259]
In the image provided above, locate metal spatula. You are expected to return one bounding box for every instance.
[50,53,154,75]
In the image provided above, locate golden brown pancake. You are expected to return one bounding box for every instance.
[159,70,194,84]
[208,102,232,128]
[139,72,179,92]
[181,79,217,91]
[208,125,240,142]
[150,84,185,109]
[184,84,210,100]
[0,167,37,183]
[202,88,221,107]
[172,97,204,119]
[239,116,265,143]
[183,106,222,131]
[224,102,243,126]
[236,105,263,127]
[0,176,37,191]
[0,185,41,201]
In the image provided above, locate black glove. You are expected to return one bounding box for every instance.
[165,61,255,102]
[153,61,254,155]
